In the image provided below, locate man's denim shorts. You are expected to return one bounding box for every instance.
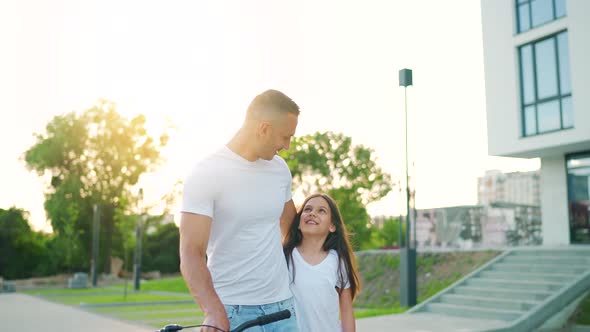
[224,297,298,331]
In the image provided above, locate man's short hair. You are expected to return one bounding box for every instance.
[246,90,300,119]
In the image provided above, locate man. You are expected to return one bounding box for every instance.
[180,89,300,332]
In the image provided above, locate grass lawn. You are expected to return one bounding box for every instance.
[93,303,198,314]
[23,286,122,296]
[25,282,199,328]
[354,306,407,319]
[43,292,191,305]
[138,277,189,293]
[115,310,202,320]
[22,251,502,328]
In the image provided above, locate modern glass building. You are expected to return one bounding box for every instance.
[481,0,590,245]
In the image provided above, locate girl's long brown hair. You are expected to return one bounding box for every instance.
[283,193,361,299]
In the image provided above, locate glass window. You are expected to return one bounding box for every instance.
[535,38,558,99]
[537,100,560,132]
[519,31,572,136]
[562,96,573,128]
[520,45,535,104]
[531,0,554,27]
[516,0,566,33]
[555,0,566,17]
[524,106,537,136]
[518,4,531,32]
[557,33,571,94]
[567,152,590,244]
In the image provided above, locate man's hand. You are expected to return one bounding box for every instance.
[201,307,230,332]
[179,212,228,332]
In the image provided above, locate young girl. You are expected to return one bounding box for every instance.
[283,193,361,332]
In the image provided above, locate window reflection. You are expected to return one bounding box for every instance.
[531,0,554,27]
[557,33,571,94]
[561,97,573,128]
[517,0,566,33]
[519,31,572,136]
[567,153,590,244]
[537,100,560,132]
[535,38,558,99]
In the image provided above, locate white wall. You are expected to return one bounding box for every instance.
[481,0,590,159]
[540,155,570,245]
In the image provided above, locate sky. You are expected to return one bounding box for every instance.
[0,0,540,232]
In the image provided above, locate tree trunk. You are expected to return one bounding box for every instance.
[102,205,114,274]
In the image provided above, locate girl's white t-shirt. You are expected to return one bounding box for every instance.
[289,248,350,332]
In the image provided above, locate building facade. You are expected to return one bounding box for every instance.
[481,0,590,244]
[478,170,541,206]
[415,204,541,249]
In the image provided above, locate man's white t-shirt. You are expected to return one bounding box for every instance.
[289,248,350,332]
[181,146,292,305]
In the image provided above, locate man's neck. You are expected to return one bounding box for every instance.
[227,129,258,162]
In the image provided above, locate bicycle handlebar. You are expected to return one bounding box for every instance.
[232,309,291,332]
[156,309,291,332]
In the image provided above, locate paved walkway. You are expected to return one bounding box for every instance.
[356,312,509,332]
[0,292,513,332]
[0,293,152,332]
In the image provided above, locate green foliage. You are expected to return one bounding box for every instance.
[280,132,391,204]
[0,207,50,279]
[327,187,373,250]
[570,291,590,325]
[142,223,180,274]
[279,132,393,249]
[369,217,405,249]
[24,100,168,274]
[354,251,500,308]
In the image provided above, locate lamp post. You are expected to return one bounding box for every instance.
[91,204,100,287]
[399,68,417,307]
[133,188,144,291]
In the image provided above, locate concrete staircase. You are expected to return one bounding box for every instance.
[408,247,590,332]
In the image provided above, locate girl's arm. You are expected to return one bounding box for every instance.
[339,287,355,332]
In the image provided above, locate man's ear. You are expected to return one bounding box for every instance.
[258,121,271,138]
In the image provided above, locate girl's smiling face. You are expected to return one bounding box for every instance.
[299,196,336,236]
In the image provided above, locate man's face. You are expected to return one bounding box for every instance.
[259,112,298,160]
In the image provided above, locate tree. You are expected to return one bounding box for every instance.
[0,207,49,279]
[142,222,180,274]
[279,132,393,249]
[24,100,168,273]
[370,217,405,249]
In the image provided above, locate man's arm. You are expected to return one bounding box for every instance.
[280,199,297,240]
[179,212,229,332]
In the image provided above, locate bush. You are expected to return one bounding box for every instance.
[0,207,51,279]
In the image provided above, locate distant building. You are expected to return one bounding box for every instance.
[371,215,389,229]
[481,0,590,244]
[415,203,541,249]
[477,170,541,206]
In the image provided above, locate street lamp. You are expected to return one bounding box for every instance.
[399,68,417,307]
[133,188,144,291]
[91,204,100,287]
